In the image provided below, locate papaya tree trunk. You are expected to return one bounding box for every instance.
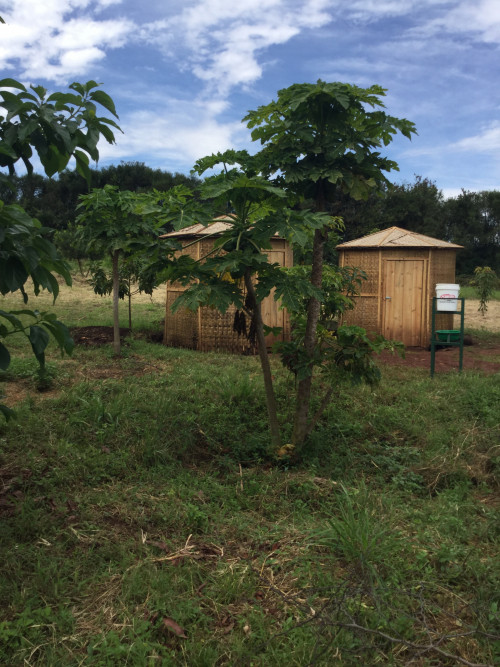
[244,271,282,450]
[128,275,132,330]
[292,227,325,446]
[292,180,327,448]
[112,250,121,356]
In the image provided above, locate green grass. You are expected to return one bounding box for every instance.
[460,285,500,300]
[1,283,500,665]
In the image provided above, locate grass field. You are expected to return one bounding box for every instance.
[1,275,499,665]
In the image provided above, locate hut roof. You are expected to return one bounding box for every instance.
[336,226,463,249]
[160,216,233,238]
[160,214,285,240]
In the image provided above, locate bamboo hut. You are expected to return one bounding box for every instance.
[161,217,293,353]
[336,227,463,347]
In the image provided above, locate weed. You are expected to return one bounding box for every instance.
[312,482,404,583]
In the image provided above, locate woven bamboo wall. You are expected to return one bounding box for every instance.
[164,236,292,353]
[339,247,458,346]
[429,249,456,333]
[339,249,379,331]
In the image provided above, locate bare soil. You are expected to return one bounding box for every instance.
[379,338,500,374]
[70,326,132,346]
[378,299,500,373]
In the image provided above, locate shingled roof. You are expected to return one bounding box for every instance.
[336,226,463,249]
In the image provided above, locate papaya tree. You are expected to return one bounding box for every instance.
[167,150,331,449]
[245,80,416,448]
[167,150,393,452]
[76,185,197,355]
[87,256,157,331]
[0,77,121,418]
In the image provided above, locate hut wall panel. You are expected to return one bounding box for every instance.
[428,249,456,333]
[343,296,378,331]
[198,305,251,354]
[339,245,459,346]
[165,234,292,353]
[341,249,379,294]
[164,289,198,349]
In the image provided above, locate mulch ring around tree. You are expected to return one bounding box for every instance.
[70,326,164,346]
[379,337,500,374]
[70,326,131,346]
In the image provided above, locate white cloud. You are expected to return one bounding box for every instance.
[0,0,133,81]
[452,122,500,153]
[407,0,500,44]
[140,0,333,94]
[96,101,247,171]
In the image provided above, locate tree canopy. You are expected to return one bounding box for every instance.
[0,77,121,418]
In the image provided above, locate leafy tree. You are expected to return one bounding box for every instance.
[376,176,444,238]
[93,162,201,194]
[245,80,416,447]
[0,77,121,418]
[169,150,400,451]
[88,256,157,330]
[76,185,193,355]
[170,150,332,448]
[443,190,500,275]
[471,266,498,315]
[0,78,120,182]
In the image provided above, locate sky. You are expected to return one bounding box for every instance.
[1,0,499,198]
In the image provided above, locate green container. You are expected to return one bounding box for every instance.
[436,330,460,342]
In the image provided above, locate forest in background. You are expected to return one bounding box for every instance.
[1,163,499,277]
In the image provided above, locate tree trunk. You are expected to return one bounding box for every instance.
[128,276,132,330]
[292,180,328,448]
[112,250,121,356]
[292,228,325,446]
[244,271,282,450]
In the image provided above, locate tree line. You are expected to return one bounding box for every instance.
[338,176,500,276]
[3,166,499,276]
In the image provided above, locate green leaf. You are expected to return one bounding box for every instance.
[0,78,27,91]
[0,403,16,421]
[0,310,24,330]
[17,118,40,141]
[42,319,74,356]
[46,91,84,107]
[0,341,11,370]
[90,90,119,117]
[0,258,29,294]
[28,325,49,364]
[30,84,47,99]
[74,149,91,182]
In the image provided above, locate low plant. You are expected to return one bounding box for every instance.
[471,266,499,315]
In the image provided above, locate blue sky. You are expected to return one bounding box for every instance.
[1,0,499,198]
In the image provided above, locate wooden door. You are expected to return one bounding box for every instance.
[382,259,425,346]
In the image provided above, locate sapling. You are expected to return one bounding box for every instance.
[471,266,498,315]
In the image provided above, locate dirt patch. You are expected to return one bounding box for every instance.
[380,337,500,374]
[70,326,131,346]
[455,299,500,332]
[70,326,163,346]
